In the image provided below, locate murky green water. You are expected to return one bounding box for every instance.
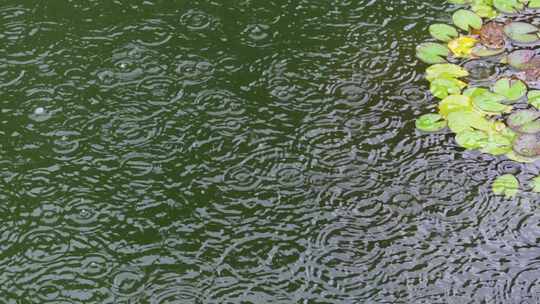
[0,0,539,302]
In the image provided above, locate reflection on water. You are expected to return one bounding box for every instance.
[0,0,538,303]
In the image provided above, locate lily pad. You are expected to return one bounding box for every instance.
[528,90,540,109]
[448,36,478,58]
[506,50,540,70]
[426,64,469,82]
[416,42,449,64]
[530,176,540,193]
[438,94,473,117]
[471,45,505,57]
[494,0,524,13]
[455,130,489,149]
[430,77,467,99]
[507,109,540,133]
[492,174,519,198]
[481,132,514,155]
[503,22,540,44]
[416,114,447,132]
[513,133,540,157]
[429,24,459,42]
[530,0,540,8]
[453,9,483,32]
[447,110,491,133]
[492,78,527,102]
[472,91,512,114]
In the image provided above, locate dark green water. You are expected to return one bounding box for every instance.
[0,0,539,303]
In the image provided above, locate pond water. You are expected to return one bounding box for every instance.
[0,0,539,303]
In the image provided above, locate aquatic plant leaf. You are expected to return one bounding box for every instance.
[438,95,473,117]
[506,50,539,70]
[448,0,470,3]
[492,174,519,198]
[506,151,540,163]
[528,90,540,109]
[472,4,498,18]
[453,9,483,31]
[493,78,527,102]
[426,64,469,82]
[507,109,540,133]
[530,0,540,8]
[455,130,489,149]
[503,22,540,43]
[429,24,459,42]
[447,110,491,133]
[415,114,447,132]
[448,36,478,58]
[481,133,513,155]
[494,0,524,13]
[530,176,540,192]
[472,91,511,114]
[430,77,467,99]
[416,43,449,64]
[463,87,489,98]
[471,45,505,57]
[513,133,540,157]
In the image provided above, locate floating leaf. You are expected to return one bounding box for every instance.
[415,114,447,132]
[494,0,524,13]
[453,9,483,31]
[492,174,519,198]
[429,24,459,42]
[506,151,540,163]
[493,77,527,102]
[530,176,540,193]
[530,0,540,8]
[503,22,540,43]
[507,109,540,133]
[528,90,540,109]
[426,64,469,82]
[438,95,473,117]
[482,132,514,155]
[472,91,512,114]
[471,45,505,57]
[430,77,467,99]
[416,43,449,64]
[472,4,498,19]
[506,50,540,70]
[448,36,478,58]
[447,110,491,133]
[455,130,489,149]
[513,133,540,157]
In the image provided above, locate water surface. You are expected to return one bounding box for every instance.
[0,0,539,303]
